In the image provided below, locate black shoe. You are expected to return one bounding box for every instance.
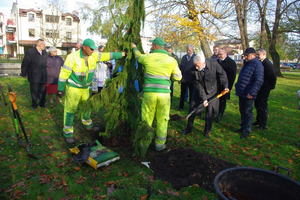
[234,128,244,133]
[215,115,222,123]
[240,133,249,139]
[258,126,266,131]
[39,104,48,108]
[181,129,191,135]
[252,121,259,126]
[204,133,210,138]
[31,105,38,110]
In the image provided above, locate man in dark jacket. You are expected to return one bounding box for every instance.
[181,55,228,138]
[21,39,48,110]
[178,44,196,110]
[235,47,264,139]
[216,48,237,123]
[254,48,277,130]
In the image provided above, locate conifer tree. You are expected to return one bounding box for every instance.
[80,0,152,157]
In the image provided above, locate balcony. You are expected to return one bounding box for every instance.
[6,34,17,44]
[7,19,16,28]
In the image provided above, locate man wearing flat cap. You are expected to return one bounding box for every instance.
[132,37,182,151]
[57,38,126,144]
[234,47,264,139]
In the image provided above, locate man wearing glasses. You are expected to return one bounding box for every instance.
[57,38,126,144]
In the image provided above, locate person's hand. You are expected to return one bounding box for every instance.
[122,52,126,57]
[178,81,181,84]
[247,94,253,99]
[57,91,64,98]
[224,88,229,93]
[132,43,137,48]
[203,100,209,107]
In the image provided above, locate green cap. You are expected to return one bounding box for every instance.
[150,37,166,47]
[83,38,97,50]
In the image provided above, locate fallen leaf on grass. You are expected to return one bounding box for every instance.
[203,195,208,200]
[141,194,147,200]
[75,176,87,184]
[166,188,179,196]
[158,190,164,195]
[74,167,80,171]
[107,184,116,196]
[39,173,51,185]
[41,130,49,133]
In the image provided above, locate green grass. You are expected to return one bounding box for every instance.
[0,73,300,199]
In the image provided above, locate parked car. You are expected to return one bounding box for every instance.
[291,63,300,69]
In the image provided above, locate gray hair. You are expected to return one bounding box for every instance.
[186,44,194,50]
[257,48,267,54]
[48,46,57,52]
[193,55,203,63]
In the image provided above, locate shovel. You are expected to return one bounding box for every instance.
[8,84,38,159]
[185,90,229,120]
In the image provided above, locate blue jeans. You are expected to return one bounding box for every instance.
[239,97,254,135]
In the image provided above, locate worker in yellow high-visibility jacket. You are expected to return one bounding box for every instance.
[132,38,182,151]
[57,38,125,144]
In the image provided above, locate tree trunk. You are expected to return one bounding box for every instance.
[201,39,212,58]
[233,0,249,51]
[269,44,282,77]
[186,0,212,57]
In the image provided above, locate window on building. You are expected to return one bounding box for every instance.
[29,29,35,37]
[66,32,72,39]
[46,30,59,38]
[45,15,59,23]
[28,13,35,22]
[66,18,72,26]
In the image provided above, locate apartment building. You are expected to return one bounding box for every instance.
[1,3,81,57]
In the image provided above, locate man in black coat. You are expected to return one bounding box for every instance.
[178,44,196,110]
[216,48,237,122]
[181,55,229,138]
[254,48,277,130]
[21,39,48,109]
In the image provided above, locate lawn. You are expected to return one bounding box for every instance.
[0,73,299,199]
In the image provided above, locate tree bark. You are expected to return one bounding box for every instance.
[186,0,212,57]
[233,0,249,51]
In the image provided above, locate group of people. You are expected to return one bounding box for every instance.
[21,37,277,150]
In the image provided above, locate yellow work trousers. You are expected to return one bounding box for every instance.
[63,85,92,138]
[141,92,170,148]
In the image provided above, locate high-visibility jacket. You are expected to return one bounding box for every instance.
[58,49,123,91]
[133,48,182,93]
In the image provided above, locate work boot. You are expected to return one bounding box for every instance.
[65,137,75,144]
[204,133,210,138]
[234,128,244,133]
[155,144,166,152]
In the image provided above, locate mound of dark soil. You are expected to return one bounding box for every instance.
[149,148,236,192]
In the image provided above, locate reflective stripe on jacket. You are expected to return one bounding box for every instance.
[133,47,182,93]
[58,50,122,91]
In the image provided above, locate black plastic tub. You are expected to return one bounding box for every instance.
[214,167,300,200]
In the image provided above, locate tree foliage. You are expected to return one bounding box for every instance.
[80,0,154,157]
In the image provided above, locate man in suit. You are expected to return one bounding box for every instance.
[216,48,237,122]
[254,48,277,130]
[181,55,228,138]
[21,39,48,110]
[178,44,196,110]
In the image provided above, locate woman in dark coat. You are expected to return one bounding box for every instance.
[46,46,64,103]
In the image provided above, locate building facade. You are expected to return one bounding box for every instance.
[1,3,81,57]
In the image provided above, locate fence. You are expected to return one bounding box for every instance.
[0,63,21,76]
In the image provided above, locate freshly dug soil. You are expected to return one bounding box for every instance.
[149,148,236,192]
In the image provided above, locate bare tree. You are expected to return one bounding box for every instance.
[253,0,298,76]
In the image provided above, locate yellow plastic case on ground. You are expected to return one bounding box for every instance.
[70,140,120,170]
